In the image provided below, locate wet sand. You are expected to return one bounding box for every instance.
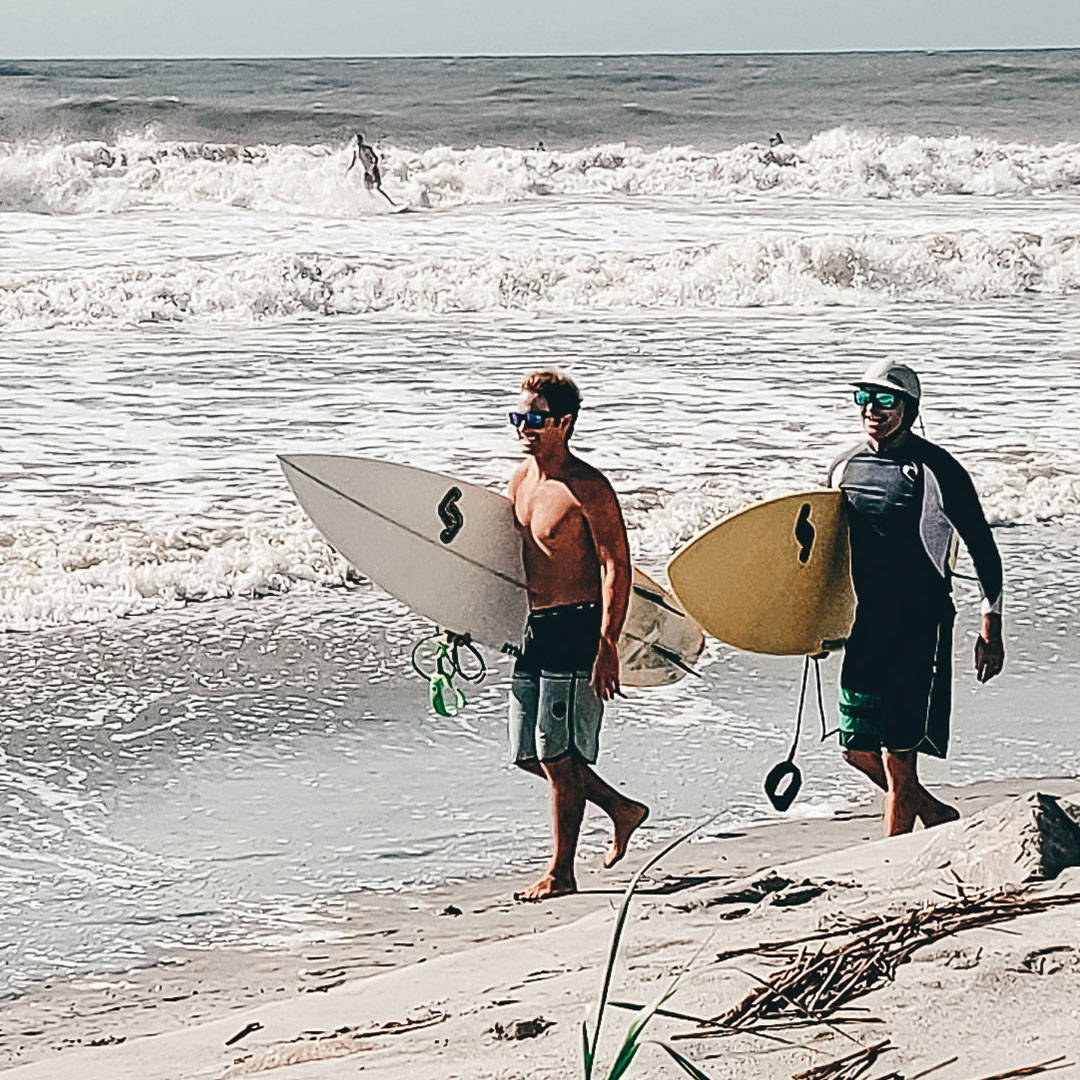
[2,775,1078,1078]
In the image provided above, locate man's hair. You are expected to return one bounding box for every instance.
[521,370,582,426]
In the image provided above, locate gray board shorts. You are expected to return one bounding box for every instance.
[508,602,603,764]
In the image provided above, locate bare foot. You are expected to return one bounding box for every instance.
[603,801,650,869]
[920,800,960,829]
[514,873,577,903]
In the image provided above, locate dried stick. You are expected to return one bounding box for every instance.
[711,889,1080,1030]
[792,1040,892,1080]
[965,1057,1073,1080]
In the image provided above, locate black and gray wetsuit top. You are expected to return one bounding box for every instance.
[828,434,1003,616]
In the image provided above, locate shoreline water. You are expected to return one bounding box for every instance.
[3,773,1077,1072]
[4,50,1080,1078]
[1,520,1077,1001]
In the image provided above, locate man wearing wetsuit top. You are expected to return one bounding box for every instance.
[828,361,1004,836]
[346,132,396,206]
[508,370,649,901]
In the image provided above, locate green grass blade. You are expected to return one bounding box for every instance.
[603,961,686,1078]
[582,1020,594,1079]
[656,1042,717,1079]
[606,906,725,1078]
[587,815,716,1069]
[606,1039,640,1080]
[621,981,678,1049]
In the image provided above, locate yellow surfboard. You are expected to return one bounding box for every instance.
[666,490,855,656]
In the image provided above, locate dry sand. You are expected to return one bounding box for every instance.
[2,776,1079,1079]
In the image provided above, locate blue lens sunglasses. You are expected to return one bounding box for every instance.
[508,410,558,429]
[853,388,901,410]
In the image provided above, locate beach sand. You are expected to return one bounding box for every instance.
[2,775,1078,1079]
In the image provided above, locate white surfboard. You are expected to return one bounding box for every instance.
[667,489,855,657]
[279,454,704,687]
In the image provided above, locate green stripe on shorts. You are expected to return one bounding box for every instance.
[837,686,886,740]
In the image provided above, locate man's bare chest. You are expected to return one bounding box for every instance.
[514,482,585,545]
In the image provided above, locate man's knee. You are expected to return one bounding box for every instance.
[540,752,579,779]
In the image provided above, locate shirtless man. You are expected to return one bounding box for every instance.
[507,370,649,901]
[346,132,396,206]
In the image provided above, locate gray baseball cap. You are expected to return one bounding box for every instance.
[854,360,921,403]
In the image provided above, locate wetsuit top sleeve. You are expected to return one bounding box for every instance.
[826,442,865,488]
[918,439,1004,616]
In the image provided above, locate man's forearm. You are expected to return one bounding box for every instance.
[598,561,631,643]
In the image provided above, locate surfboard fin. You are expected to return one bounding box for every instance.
[648,644,702,677]
[632,584,686,617]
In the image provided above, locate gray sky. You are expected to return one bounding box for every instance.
[2,0,1078,58]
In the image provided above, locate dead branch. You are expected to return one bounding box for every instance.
[792,1039,892,1080]
[704,890,1080,1031]
[964,1057,1074,1080]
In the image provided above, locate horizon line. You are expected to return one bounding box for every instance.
[2,44,1080,62]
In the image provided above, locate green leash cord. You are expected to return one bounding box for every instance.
[427,635,467,717]
[410,631,487,717]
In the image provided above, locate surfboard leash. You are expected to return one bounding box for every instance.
[763,654,827,812]
[410,631,487,717]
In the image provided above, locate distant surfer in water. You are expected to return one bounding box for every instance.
[507,371,649,901]
[827,361,1005,836]
[763,131,798,167]
[346,132,396,206]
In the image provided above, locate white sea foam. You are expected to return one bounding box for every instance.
[3,467,1075,633]
[5,228,1080,329]
[4,128,1080,217]
[0,515,348,632]
[980,465,1080,526]
[631,467,1080,603]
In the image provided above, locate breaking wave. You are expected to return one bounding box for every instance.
[4,466,1076,632]
[4,128,1080,217]
[5,228,1080,328]
[631,466,1080,571]
[0,514,350,633]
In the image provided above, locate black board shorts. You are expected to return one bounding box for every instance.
[838,594,956,758]
[508,602,603,764]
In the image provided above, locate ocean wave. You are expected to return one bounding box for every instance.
[5,229,1080,328]
[0,515,350,633]
[632,467,1080,563]
[979,466,1080,527]
[4,466,1075,632]
[4,128,1080,217]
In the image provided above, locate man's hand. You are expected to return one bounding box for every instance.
[975,613,1004,683]
[591,637,623,701]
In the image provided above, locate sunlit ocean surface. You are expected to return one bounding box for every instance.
[1,52,1079,992]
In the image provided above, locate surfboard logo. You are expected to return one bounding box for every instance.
[794,502,815,564]
[437,487,464,544]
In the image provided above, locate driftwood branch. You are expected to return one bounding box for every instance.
[701,890,1080,1031]
[791,1039,892,1080]
[964,1057,1074,1080]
